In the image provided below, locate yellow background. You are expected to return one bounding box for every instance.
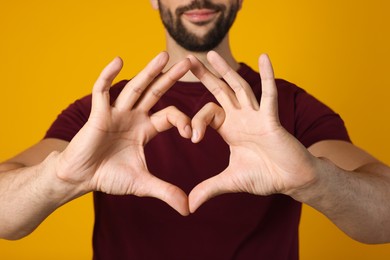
[1,0,389,259]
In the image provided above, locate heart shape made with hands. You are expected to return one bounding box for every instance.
[72,50,311,217]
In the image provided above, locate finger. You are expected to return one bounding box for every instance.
[139,174,190,216]
[114,52,169,111]
[259,54,279,120]
[188,55,238,109]
[188,171,236,213]
[207,51,259,109]
[191,102,225,143]
[91,57,123,113]
[136,58,191,111]
[150,106,192,139]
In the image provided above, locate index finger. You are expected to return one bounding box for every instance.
[135,58,191,111]
[207,51,259,109]
[114,52,170,111]
[188,55,239,109]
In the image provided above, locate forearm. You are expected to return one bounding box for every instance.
[0,152,87,240]
[290,158,390,244]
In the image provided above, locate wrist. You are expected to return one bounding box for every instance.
[285,157,334,205]
[41,152,90,206]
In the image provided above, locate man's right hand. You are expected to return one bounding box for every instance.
[56,52,191,216]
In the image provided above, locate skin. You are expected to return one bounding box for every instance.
[1,0,390,245]
[0,53,193,239]
[187,51,390,243]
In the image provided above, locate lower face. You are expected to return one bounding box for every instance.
[158,0,240,52]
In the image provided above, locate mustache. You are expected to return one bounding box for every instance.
[175,0,226,16]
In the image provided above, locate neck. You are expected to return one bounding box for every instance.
[164,33,240,82]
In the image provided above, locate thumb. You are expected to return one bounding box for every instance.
[188,170,235,213]
[139,174,190,216]
[258,54,279,120]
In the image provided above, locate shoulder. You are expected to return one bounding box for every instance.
[238,63,350,147]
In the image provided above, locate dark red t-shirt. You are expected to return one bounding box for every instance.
[45,63,350,259]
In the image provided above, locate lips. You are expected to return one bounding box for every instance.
[183,9,218,24]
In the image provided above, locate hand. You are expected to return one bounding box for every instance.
[56,52,191,216]
[188,51,318,213]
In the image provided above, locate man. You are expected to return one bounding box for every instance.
[1,0,389,259]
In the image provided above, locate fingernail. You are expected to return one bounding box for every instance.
[191,129,199,143]
[184,125,192,138]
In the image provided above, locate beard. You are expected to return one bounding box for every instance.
[158,0,239,52]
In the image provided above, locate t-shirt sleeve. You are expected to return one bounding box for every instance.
[293,88,351,148]
[44,94,92,142]
[44,80,128,142]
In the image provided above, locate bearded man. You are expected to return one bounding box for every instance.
[1,1,390,259]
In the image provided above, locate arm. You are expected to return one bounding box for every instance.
[187,51,390,244]
[0,53,192,240]
[0,139,69,240]
[300,140,390,244]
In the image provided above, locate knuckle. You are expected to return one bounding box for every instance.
[131,86,144,94]
[166,72,178,83]
[152,88,164,98]
[162,185,179,201]
[164,105,179,115]
[144,69,158,81]
[205,102,221,111]
[208,102,219,108]
[210,85,223,95]
[220,67,233,78]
